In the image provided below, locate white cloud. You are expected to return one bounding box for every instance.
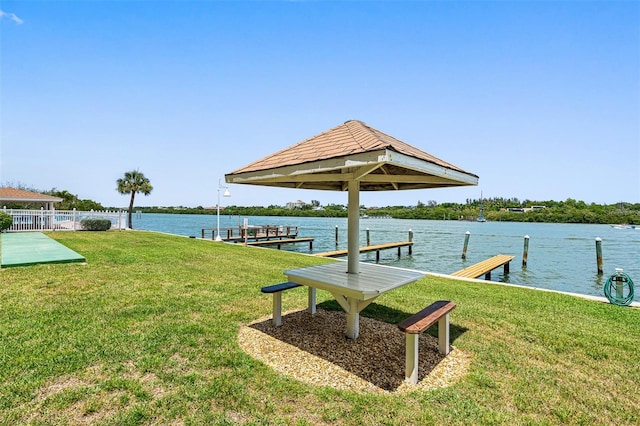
[0,9,24,25]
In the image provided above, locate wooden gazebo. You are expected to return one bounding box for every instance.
[226,119,479,275]
[0,188,62,210]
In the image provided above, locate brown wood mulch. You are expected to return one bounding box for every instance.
[238,308,471,394]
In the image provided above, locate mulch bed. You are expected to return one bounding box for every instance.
[238,308,470,393]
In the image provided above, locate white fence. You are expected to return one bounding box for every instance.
[2,208,126,232]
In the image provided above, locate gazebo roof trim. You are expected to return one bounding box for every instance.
[229,120,477,177]
[0,187,63,203]
[225,120,479,191]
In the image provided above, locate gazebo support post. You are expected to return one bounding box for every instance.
[347,180,360,275]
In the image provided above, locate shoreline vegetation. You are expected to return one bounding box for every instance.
[1,231,639,424]
[126,198,640,225]
[5,185,640,226]
[3,185,638,224]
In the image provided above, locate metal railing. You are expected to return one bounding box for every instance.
[2,208,126,232]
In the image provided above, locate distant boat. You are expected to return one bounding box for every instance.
[477,192,487,222]
[611,224,636,229]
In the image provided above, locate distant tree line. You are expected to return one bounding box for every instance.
[133,203,350,218]
[4,181,637,225]
[371,198,640,225]
[131,197,640,225]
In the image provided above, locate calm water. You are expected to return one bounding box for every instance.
[133,213,640,301]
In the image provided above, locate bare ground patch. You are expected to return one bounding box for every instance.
[19,362,172,424]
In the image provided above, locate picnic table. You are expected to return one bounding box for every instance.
[284,262,425,339]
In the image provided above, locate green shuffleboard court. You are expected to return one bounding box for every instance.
[1,232,86,268]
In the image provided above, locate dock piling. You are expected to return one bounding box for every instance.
[366,228,370,246]
[595,237,603,275]
[522,235,529,267]
[335,226,339,248]
[462,231,471,260]
[408,229,413,255]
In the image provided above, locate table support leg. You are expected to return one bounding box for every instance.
[272,292,282,327]
[308,287,316,314]
[405,333,419,384]
[438,313,450,355]
[346,297,359,339]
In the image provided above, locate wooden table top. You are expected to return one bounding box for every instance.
[285,262,425,300]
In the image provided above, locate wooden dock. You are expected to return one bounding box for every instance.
[202,225,299,242]
[246,237,314,250]
[315,241,413,262]
[451,254,515,280]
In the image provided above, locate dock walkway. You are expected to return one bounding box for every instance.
[451,254,515,280]
[202,225,299,242]
[315,241,413,262]
[246,237,314,250]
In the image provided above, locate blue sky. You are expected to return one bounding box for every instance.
[1,1,638,208]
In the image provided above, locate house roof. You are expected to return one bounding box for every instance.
[225,120,479,191]
[0,187,63,203]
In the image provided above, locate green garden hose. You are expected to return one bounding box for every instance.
[604,269,635,306]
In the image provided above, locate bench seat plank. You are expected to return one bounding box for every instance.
[397,300,456,334]
[261,282,301,293]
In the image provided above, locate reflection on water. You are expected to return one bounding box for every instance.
[135,214,640,302]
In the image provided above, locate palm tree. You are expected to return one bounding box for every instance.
[51,190,78,210]
[116,170,153,229]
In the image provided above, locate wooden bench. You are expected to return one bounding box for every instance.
[261,282,301,326]
[397,300,456,384]
[451,254,515,280]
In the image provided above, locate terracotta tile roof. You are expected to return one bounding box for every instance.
[0,187,62,201]
[230,120,475,176]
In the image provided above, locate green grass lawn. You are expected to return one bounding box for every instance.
[1,231,639,425]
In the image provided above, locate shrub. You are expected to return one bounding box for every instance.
[80,218,112,231]
[0,212,13,232]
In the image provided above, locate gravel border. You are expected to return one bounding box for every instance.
[239,308,471,394]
